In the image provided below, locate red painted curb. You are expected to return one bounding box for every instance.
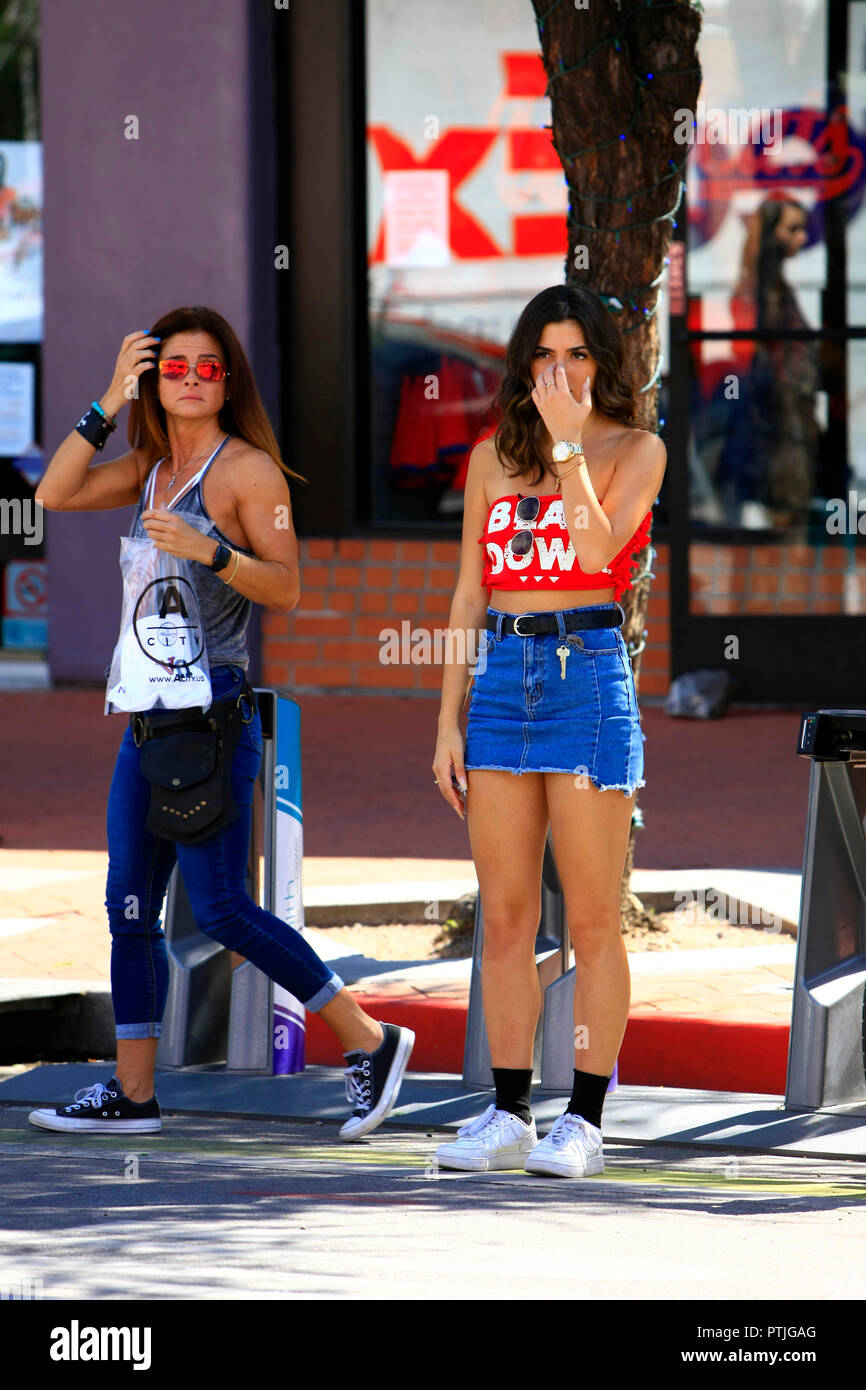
[305,994,468,1075]
[304,993,791,1093]
[620,1012,789,1094]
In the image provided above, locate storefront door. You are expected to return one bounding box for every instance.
[669,0,866,704]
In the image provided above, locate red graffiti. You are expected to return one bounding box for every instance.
[367,126,501,261]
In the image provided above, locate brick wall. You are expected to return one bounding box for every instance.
[641,541,670,698]
[689,542,863,615]
[261,537,673,700]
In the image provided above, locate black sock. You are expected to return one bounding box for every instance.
[565,1068,610,1131]
[492,1067,533,1125]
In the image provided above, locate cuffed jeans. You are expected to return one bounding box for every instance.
[105,663,344,1039]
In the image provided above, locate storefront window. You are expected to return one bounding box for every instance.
[0,0,45,665]
[686,0,866,614]
[365,0,608,528]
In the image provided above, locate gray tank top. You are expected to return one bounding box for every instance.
[129,433,253,672]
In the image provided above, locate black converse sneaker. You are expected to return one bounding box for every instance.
[339,1022,415,1142]
[28,1076,162,1134]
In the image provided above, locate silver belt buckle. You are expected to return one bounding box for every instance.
[512,613,533,637]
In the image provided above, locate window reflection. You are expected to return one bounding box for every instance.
[691,194,836,533]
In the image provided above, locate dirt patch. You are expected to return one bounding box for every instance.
[311,902,792,962]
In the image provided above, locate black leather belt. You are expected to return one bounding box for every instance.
[130,682,256,747]
[486,609,622,637]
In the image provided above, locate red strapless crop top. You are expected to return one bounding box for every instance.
[479,493,652,601]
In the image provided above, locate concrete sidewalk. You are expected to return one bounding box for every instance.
[0,844,800,1091]
[0,691,813,1092]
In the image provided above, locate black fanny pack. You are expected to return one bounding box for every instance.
[130,681,257,845]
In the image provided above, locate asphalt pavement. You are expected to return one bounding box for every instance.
[1,1102,864,1303]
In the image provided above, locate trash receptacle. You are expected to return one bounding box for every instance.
[786,710,866,1112]
[154,867,233,1069]
[155,687,306,1075]
[226,688,306,1074]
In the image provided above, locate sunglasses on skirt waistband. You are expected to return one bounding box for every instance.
[486,607,623,637]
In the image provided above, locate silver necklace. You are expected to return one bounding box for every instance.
[165,433,225,490]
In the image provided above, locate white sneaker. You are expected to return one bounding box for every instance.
[524,1112,604,1177]
[435,1104,537,1172]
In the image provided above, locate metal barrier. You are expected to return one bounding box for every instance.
[152,867,233,1069]
[786,710,866,1111]
[540,968,584,1091]
[155,687,306,1075]
[462,828,571,1087]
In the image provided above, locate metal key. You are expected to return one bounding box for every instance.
[556,643,570,679]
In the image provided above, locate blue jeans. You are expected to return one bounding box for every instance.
[105,663,344,1039]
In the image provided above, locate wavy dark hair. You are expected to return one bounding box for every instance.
[490,284,638,486]
[127,305,308,485]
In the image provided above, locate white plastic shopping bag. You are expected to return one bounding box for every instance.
[105,534,212,714]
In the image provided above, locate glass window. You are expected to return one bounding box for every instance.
[0,0,45,661]
[365,0,598,527]
[684,0,866,614]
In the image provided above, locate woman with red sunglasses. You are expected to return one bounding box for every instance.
[432,284,666,1178]
[32,305,414,1141]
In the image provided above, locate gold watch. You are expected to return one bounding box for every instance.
[551,439,585,464]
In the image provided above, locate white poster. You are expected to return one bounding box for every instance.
[384,170,450,266]
[0,362,36,455]
[0,141,43,342]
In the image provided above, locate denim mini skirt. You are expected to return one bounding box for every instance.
[463,603,646,796]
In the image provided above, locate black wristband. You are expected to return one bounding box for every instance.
[209,542,233,572]
[75,405,117,451]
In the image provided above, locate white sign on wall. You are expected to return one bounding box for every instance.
[384,170,450,267]
[0,362,36,455]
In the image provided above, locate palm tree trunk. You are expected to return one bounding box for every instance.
[531,0,702,928]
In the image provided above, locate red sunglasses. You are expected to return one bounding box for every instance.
[157,357,230,383]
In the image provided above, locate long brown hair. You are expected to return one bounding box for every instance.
[127,305,308,484]
[491,284,638,486]
[734,194,810,329]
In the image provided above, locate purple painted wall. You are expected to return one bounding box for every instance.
[40,0,278,683]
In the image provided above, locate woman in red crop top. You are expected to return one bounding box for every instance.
[432,285,666,1178]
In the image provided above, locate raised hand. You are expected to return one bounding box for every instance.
[531,362,592,442]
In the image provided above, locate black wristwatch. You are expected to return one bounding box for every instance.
[209,542,233,572]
